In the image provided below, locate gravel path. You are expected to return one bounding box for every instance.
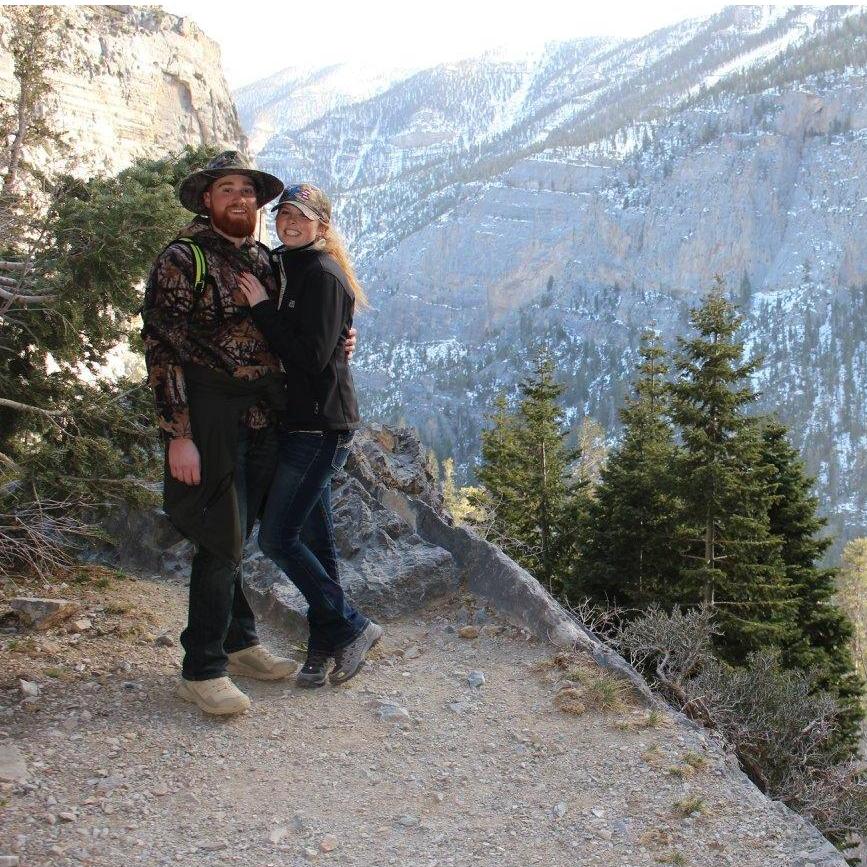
[0,572,842,866]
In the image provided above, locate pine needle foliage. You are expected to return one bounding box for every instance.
[669,280,793,661]
[473,350,586,594]
[575,331,684,608]
[0,145,219,574]
[760,420,863,752]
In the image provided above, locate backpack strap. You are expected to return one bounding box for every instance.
[139,238,209,324]
[174,238,208,299]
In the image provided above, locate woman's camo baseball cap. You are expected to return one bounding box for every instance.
[271,183,332,224]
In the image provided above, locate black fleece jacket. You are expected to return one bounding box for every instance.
[250,244,359,431]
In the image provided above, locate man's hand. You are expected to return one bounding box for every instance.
[168,437,201,486]
[343,326,357,361]
[237,272,269,307]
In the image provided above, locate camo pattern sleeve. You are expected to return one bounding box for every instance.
[141,243,198,439]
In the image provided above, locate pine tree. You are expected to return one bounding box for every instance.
[761,420,863,749]
[474,351,584,593]
[0,6,69,237]
[670,281,793,662]
[576,331,683,608]
[1,146,218,576]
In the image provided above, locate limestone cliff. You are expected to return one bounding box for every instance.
[0,5,244,178]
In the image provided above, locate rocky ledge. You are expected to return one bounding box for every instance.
[101,423,846,866]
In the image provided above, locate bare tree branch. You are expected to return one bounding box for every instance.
[0,397,64,416]
[0,285,57,304]
[0,497,98,580]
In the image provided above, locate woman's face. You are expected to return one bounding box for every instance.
[276,204,320,248]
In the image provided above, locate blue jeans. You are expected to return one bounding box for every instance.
[181,424,277,680]
[258,430,367,653]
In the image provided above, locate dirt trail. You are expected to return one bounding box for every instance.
[0,573,840,866]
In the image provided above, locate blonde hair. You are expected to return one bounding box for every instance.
[317,224,369,310]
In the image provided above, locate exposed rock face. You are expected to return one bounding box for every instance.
[112,425,588,653]
[244,426,458,634]
[0,5,244,179]
[244,471,458,635]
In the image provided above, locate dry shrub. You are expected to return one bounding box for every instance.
[672,794,705,818]
[551,657,632,715]
[612,604,867,843]
[554,687,586,715]
[0,495,99,581]
[639,828,672,847]
[614,708,669,732]
[682,751,708,771]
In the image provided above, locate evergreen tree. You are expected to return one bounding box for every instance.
[576,331,683,608]
[0,6,67,205]
[669,282,793,661]
[0,146,218,574]
[760,420,863,749]
[474,351,584,593]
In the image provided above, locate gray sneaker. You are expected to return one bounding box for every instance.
[296,650,332,688]
[329,622,383,685]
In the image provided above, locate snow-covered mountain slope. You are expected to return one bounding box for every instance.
[237,5,867,555]
[235,62,417,155]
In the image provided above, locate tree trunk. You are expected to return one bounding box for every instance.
[703,515,715,605]
[2,84,31,197]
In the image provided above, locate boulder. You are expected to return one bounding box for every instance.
[244,475,457,636]
[100,502,183,572]
[10,598,80,631]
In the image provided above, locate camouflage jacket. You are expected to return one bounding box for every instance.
[141,219,281,439]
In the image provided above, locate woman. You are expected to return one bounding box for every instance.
[238,183,381,687]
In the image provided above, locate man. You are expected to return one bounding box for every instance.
[142,151,353,715]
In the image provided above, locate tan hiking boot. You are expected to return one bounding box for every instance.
[177,676,251,715]
[226,644,297,681]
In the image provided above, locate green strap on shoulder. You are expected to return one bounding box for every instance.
[175,238,207,293]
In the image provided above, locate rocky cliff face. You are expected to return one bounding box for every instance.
[238,6,867,552]
[0,5,244,178]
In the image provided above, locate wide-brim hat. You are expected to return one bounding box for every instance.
[177,150,284,214]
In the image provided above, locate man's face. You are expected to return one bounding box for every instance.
[203,174,258,239]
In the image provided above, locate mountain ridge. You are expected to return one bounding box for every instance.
[237,5,867,555]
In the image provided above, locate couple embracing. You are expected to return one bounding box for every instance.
[142,151,381,716]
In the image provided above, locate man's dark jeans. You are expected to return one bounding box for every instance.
[258,430,367,654]
[180,424,277,681]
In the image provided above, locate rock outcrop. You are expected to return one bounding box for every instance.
[112,425,627,673]
[0,5,244,179]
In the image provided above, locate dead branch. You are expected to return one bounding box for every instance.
[0,497,99,580]
[0,285,57,304]
[0,397,65,416]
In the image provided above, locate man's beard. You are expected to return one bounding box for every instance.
[210,206,257,238]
